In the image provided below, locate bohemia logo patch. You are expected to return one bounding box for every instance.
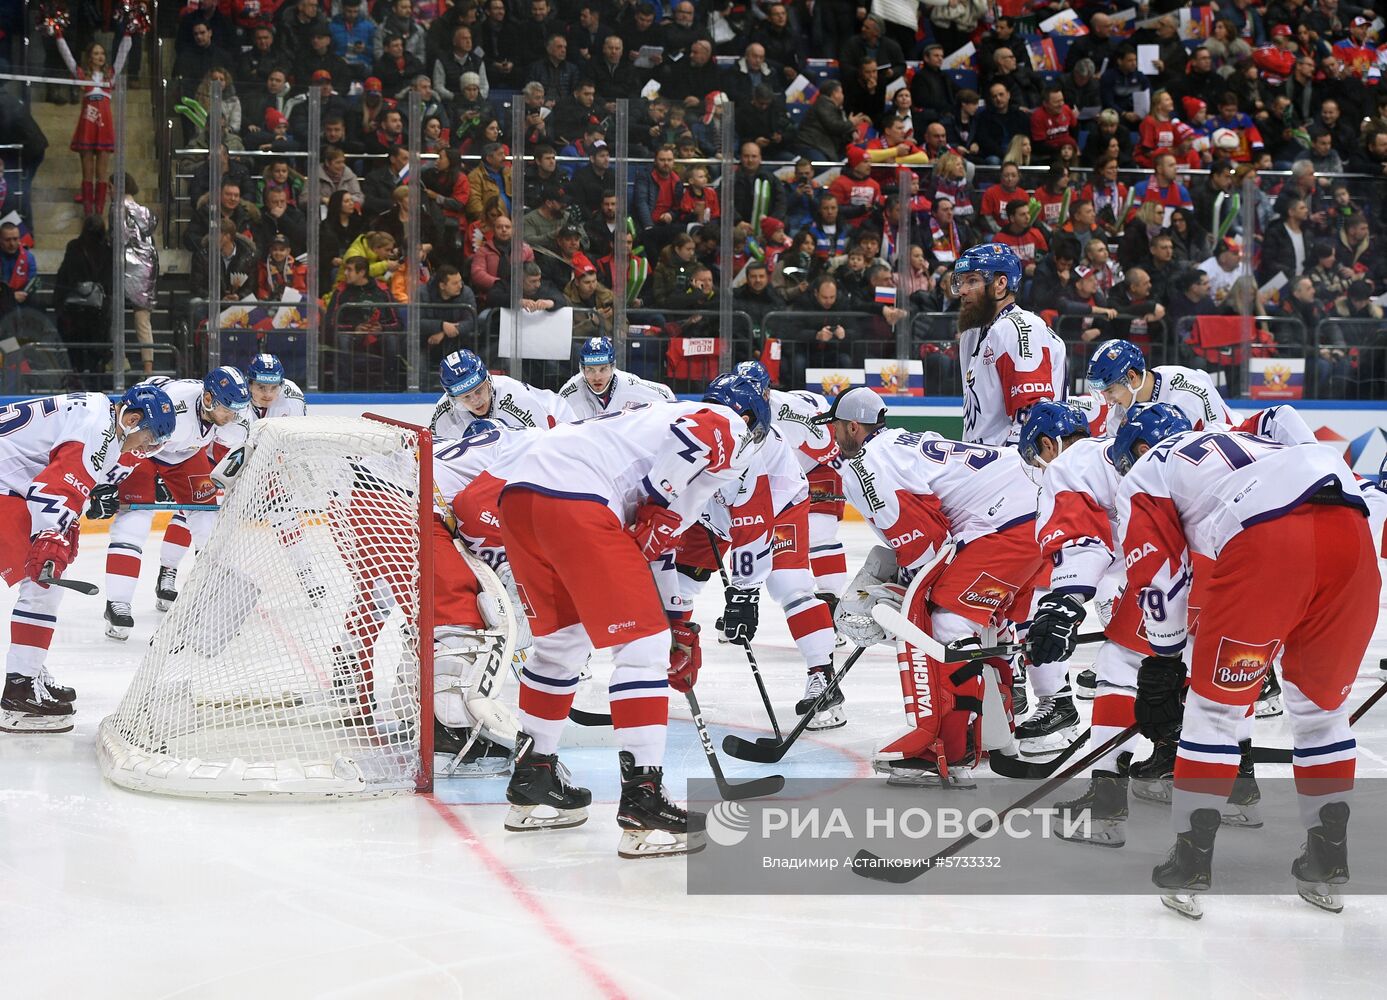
[1211,637,1280,694]
[514,583,537,621]
[771,523,798,556]
[191,478,218,502]
[959,572,1014,611]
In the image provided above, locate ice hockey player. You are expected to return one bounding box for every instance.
[1,386,175,733]
[823,387,1046,787]
[1115,403,1377,917]
[735,360,849,609]
[155,354,308,610]
[1085,338,1238,433]
[431,349,573,435]
[486,376,771,857]
[558,336,676,418]
[951,243,1067,447]
[666,417,842,729]
[99,368,250,640]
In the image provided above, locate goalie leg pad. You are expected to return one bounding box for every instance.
[434,625,520,749]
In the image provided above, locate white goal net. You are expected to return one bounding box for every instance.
[98,415,435,798]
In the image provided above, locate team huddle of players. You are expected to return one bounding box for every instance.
[0,244,1378,906]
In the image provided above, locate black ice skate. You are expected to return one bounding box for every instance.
[1054,764,1130,848]
[1130,737,1177,803]
[616,750,703,858]
[1074,668,1097,701]
[1015,690,1080,756]
[104,601,133,641]
[1292,801,1350,913]
[1256,663,1283,718]
[1012,661,1029,716]
[795,663,845,730]
[1154,807,1222,920]
[504,733,590,832]
[36,668,76,704]
[1,673,75,734]
[1221,739,1262,828]
[155,566,178,612]
[435,720,514,778]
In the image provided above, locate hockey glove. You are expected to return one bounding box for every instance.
[155,476,174,505]
[1134,654,1187,742]
[717,586,759,643]
[632,503,683,560]
[87,482,120,520]
[65,521,81,562]
[668,620,701,693]
[1027,593,1087,665]
[25,529,74,584]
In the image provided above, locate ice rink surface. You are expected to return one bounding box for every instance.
[3,521,1386,1000]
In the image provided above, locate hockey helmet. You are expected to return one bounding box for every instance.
[203,365,251,411]
[1110,402,1192,476]
[1087,339,1148,393]
[119,384,177,446]
[247,353,286,385]
[579,336,615,367]
[462,418,503,439]
[949,243,1023,296]
[441,349,489,397]
[1018,400,1091,466]
[734,360,772,397]
[704,373,772,443]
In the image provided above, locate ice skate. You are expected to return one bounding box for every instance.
[1292,801,1349,913]
[155,566,178,612]
[616,750,703,858]
[795,663,845,730]
[1154,807,1221,920]
[36,667,76,704]
[1255,664,1283,719]
[1221,739,1262,828]
[1,673,75,734]
[504,733,590,832]
[1074,668,1097,701]
[1130,737,1177,804]
[434,720,514,778]
[879,755,978,788]
[1012,661,1029,716]
[1054,765,1129,848]
[104,601,133,641]
[1014,691,1080,756]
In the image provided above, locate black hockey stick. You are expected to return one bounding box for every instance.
[568,707,613,726]
[37,564,99,596]
[685,688,785,799]
[1251,676,1387,764]
[851,723,1142,884]
[988,728,1093,779]
[723,645,866,763]
[705,526,782,740]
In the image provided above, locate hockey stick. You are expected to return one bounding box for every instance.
[36,565,99,596]
[851,723,1142,884]
[119,503,223,512]
[685,688,785,799]
[704,526,782,740]
[569,706,613,726]
[721,644,867,763]
[1251,676,1387,764]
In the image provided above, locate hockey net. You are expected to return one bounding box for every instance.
[98,414,435,798]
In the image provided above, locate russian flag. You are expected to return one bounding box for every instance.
[874,286,896,305]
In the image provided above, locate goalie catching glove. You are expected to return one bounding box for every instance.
[834,545,905,648]
[668,619,701,692]
[717,586,759,643]
[1027,593,1087,664]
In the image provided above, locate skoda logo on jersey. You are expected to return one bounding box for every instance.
[1212,637,1280,694]
[705,801,752,847]
[730,514,766,528]
[888,528,925,550]
[1124,542,1158,569]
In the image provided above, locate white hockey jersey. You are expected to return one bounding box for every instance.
[250,378,308,420]
[0,392,123,538]
[1116,430,1367,653]
[490,401,763,531]
[700,429,809,583]
[1035,437,1122,599]
[433,428,541,567]
[960,303,1067,446]
[768,388,838,473]
[1077,366,1240,437]
[139,378,222,466]
[430,373,574,435]
[557,368,675,420]
[841,428,1039,571]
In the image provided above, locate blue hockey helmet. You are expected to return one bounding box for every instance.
[462,418,503,439]
[734,360,771,396]
[579,336,615,367]
[119,384,177,446]
[247,353,285,385]
[704,373,772,443]
[1111,402,1192,476]
[1087,339,1148,392]
[441,349,489,397]
[203,365,250,411]
[1018,400,1091,466]
[949,243,1024,295]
